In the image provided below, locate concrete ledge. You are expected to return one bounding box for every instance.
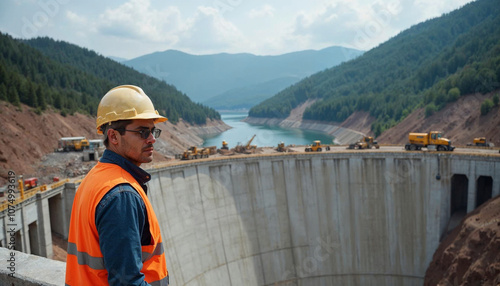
[0,247,65,285]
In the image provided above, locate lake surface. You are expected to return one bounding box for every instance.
[200,112,335,149]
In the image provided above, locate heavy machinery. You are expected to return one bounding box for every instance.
[276,142,287,152]
[305,140,330,152]
[24,177,38,189]
[470,137,494,147]
[221,140,229,150]
[347,136,380,149]
[234,134,257,153]
[405,131,455,151]
[180,146,210,160]
[57,137,90,152]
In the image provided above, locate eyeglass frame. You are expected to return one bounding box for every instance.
[114,127,162,139]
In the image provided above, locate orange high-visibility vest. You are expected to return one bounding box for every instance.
[65,162,168,285]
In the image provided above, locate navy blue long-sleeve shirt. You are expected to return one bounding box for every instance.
[95,149,153,286]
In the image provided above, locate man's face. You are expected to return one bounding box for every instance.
[115,119,157,166]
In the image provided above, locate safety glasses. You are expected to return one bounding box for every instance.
[118,127,162,139]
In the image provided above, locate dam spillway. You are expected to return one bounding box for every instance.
[145,151,499,286]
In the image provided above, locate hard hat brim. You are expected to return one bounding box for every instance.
[96,113,167,134]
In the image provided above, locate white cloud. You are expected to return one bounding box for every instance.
[0,0,477,57]
[97,0,182,44]
[249,5,275,19]
[66,10,87,26]
[290,0,405,50]
[177,6,247,54]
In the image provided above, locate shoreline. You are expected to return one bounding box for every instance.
[242,116,365,145]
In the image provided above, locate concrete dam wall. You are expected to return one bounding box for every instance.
[1,151,498,285]
[147,152,500,286]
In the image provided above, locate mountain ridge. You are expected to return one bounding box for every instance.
[123,46,364,108]
[248,0,500,137]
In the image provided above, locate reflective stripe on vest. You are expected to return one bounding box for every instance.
[67,241,165,269]
[65,162,168,285]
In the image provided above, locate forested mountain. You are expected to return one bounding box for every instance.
[123,46,364,108]
[249,0,500,136]
[0,33,220,124]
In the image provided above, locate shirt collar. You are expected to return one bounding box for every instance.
[100,149,151,191]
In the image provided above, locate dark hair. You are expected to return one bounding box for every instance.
[102,120,133,147]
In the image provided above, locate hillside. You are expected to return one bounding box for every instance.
[424,195,500,285]
[377,91,500,146]
[0,32,220,125]
[0,102,229,185]
[248,0,500,137]
[123,46,363,107]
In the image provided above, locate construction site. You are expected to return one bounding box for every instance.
[1,145,499,285]
[0,93,499,285]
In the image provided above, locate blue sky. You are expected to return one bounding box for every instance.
[0,0,475,59]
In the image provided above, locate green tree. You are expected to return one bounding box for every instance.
[493,93,499,106]
[36,86,46,110]
[7,85,20,107]
[0,84,7,101]
[447,87,460,102]
[480,99,494,115]
[425,104,437,117]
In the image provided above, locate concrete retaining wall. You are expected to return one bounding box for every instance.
[149,152,499,286]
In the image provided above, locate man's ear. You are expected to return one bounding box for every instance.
[107,129,120,146]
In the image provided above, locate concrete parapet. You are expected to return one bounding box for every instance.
[0,247,65,285]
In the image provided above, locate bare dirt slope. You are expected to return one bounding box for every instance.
[0,102,229,185]
[0,103,98,185]
[424,196,500,286]
[377,92,500,146]
[340,111,376,136]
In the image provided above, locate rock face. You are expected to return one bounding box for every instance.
[424,196,500,286]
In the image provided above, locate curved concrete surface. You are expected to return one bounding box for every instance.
[147,151,500,286]
[2,150,498,285]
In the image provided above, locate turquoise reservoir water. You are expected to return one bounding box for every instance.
[200,113,335,148]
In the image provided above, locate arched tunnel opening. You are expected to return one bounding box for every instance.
[450,174,468,216]
[476,176,493,208]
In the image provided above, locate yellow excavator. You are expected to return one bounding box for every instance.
[234,134,257,153]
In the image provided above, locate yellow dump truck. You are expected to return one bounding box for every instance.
[405,131,454,151]
[57,137,90,152]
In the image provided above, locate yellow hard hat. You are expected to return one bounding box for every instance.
[96,85,167,134]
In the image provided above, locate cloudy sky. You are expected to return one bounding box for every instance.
[0,0,475,59]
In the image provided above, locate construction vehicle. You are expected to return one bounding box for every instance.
[405,131,455,151]
[347,136,380,149]
[468,137,494,147]
[180,146,210,160]
[221,140,229,150]
[57,137,90,152]
[24,177,38,189]
[276,142,287,152]
[305,140,330,152]
[234,134,257,153]
[205,146,218,155]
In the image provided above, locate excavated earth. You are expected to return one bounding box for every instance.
[424,196,500,286]
[0,102,230,186]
